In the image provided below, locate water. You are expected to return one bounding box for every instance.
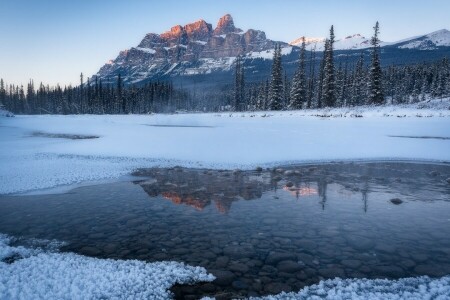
[0,162,449,299]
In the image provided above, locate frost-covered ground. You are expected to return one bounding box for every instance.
[1,99,449,194]
[249,276,450,300]
[0,234,214,299]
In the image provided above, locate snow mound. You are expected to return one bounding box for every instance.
[250,276,450,300]
[0,234,214,299]
[0,109,14,117]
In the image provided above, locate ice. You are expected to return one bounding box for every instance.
[249,276,450,299]
[1,99,449,195]
[0,234,214,300]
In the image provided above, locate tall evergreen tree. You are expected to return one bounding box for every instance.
[234,55,245,111]
[289,37,307,109]
[322,26,336,107]
[268,44,284,110]
[368,21,384,104]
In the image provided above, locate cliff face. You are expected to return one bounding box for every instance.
[96,14,286,84]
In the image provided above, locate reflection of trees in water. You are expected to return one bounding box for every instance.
[133,163,447,214]
[136,169,269,214]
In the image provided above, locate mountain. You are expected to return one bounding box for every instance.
[387,29,450,50]
[290,34,377,51]
[95,14,450,89]
[97,14,287,85]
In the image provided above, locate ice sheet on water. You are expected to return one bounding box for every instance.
[0,234,214,299]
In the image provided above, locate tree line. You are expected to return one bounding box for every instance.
[232,22,450,111]
[1,22,449,115]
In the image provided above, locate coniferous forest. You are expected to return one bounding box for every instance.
[1,23,449,115]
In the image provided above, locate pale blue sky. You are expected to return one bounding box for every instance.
[1,0,449,86]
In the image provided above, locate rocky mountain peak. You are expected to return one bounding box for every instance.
[184,19,213,40]
[213,14,241,35]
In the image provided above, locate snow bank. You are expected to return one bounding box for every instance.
[1,100,449,194]
[0,108,14,117]
[250,276,450,300]
[0,234,214,300]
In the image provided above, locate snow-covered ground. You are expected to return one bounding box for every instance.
[0,234,214,299]
[1,99,449,195]
[1,100,450,299]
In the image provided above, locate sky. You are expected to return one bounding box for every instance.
[1,0,449,87]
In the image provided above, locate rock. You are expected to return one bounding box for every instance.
[264,282,292,294]
[318,267,346,278]
[429,171,440,176]
[255,166,263,172]
[229,262,249,273]
[390,198,403,205]
[200,283,216,293]
[231,280,248,290]
[211,270,235,286]
[410,253,428,262]
[277,260,302,273]
[347,236,375,251]
[341,259,362,269]
[79,246,101,256]
[223,245,254,258]
[446,178,450,184]
[374,265,405,277]
[265,251,297,265]
[284,170,295,176]
[215,256,229,268]
[285,181,294,187]
[414,264,447,277]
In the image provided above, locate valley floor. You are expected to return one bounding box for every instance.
[1,99,449,195]
[1,99,450,299]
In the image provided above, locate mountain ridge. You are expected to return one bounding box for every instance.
[95,14,450,87]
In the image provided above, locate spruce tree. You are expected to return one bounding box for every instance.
[289,37,307,109]
[322,26,336,107]
[234,56,245,111]
[268,44,284,110]
[368,21,384,104]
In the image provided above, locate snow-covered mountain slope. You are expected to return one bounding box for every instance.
[290,29,450,51]
[290,34,380,51]
[392,29,450,50]
[95,13,449,86]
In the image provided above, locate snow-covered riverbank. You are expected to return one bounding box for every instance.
[1,101,449,194]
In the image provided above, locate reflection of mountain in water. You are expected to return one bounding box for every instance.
[135,168,272,213]
[134,163,450,213]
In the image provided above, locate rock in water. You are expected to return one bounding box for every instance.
[390,198,403,205]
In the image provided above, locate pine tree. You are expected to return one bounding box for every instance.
[368,21,384,105]
[289,37,307,109]
[0,79,5,108]
[268,44,284,110]
[117,74,125,113]
[322,26,336,107]
[234,56,245,111]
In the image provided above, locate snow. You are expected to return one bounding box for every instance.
[289,35,391,51]
[247,46,293,59]
[0,109,14,117]
[135,47,156,54]
[195,40,208,45]
[250,276,450,300]
[398,29,450,49]
[1,99,449,195]
[0,234,214,300]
